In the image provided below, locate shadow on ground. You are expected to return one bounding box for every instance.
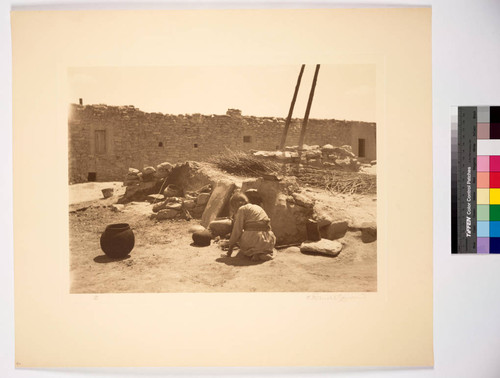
[93,255,131,264]
[215,255,267,267]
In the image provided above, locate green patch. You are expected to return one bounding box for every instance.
[490,205,500,221]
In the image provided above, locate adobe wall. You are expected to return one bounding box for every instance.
[68,104,376,183]
[350,122,377,160]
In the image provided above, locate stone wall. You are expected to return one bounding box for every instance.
[68,104,376,183]
[350,122,377,160]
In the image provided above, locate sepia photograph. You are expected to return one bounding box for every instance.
[68,64,377,293]
[13,8,434,368]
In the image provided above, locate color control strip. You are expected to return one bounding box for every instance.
[452,106,500,253]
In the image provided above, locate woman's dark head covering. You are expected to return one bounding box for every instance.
[244,189,263,206]
[230,192,249,210]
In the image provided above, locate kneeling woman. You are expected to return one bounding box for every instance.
[226,193,276,261]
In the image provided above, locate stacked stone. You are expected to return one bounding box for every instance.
[124,168,142,186]
[321,144,360,170]
[121,165,169,202]
[187,190,211,219]
[300,145,322,166]
[254,144,323,166]
[141,166,156,182]
[321,144,355,158]
[284,144,320,152]
[156,162,173,179]
[151,184,213,221]
[278,144,360,169]
[155,198,184,220]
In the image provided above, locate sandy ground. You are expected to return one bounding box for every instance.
[69,181,126,205]
[69,183,376,293]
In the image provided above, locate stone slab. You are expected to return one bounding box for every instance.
[360,222,377,243]
[156,208,180,220]
[320,220,349,240]
[300,238,342,257]
[201,180,236,227]
[208,218,233,237]
[183,199,196,210]
[196,192,211,206]
[146,194,165,203]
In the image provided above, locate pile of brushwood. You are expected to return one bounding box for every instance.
[208,149,281,177]
[295,166,376,195]
[209,150,376,195]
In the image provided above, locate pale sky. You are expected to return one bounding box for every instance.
[68,65,375,122]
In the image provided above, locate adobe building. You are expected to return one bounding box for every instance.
[68,103,376,183]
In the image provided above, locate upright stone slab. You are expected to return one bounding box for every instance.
[201,180,236,227]
[241,177,309,245]
[321,220,349,240]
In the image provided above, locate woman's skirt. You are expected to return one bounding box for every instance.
[239,230,276,257]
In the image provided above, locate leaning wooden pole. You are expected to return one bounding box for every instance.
[279,64,305,150]
[298,64,321,155]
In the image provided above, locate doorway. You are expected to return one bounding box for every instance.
[358,138,366,158]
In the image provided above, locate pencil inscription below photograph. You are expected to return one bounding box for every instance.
[68,65,377,293]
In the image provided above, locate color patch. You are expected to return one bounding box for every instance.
[490,188,500,204]
[478,237,490,253]
[478,221,490,237]
[490,124,500,139]
[477,188,490,204]
[478,123,490,139]
[490,205,500,221]
[490,156,500,172]
[490,237,500,254]
[478,155,490,172]
[478,172,490,188]
[477,205,490,221]
[491,107,500,123]
[491,172,500,188]
[491,222,500,237]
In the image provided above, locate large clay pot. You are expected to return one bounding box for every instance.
[192,229,212,247]
[100,223,135,258]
